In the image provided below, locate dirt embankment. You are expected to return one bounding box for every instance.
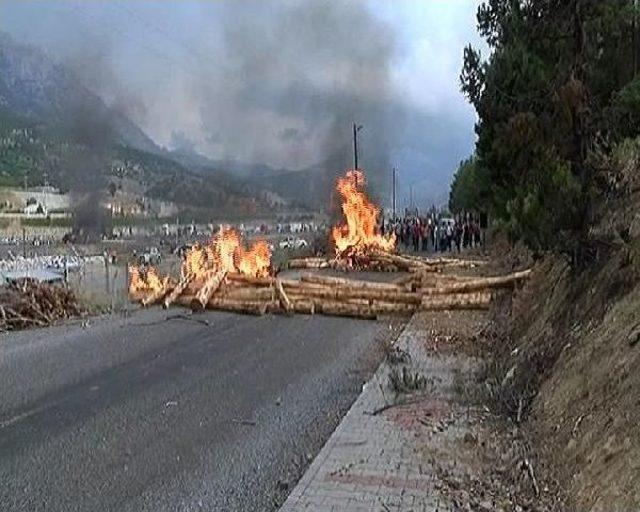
[483,147,640,511]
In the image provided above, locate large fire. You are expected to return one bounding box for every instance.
[128,226,271,296]
[183,226,271,280]
[331,169,395,257]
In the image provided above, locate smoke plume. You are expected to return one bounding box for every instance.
[64,47,124,240]
[187,0,401,193]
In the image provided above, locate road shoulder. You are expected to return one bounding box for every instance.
[280,308,547,511]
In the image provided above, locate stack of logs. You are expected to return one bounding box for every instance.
[132,255,531,320]
[0,279,86,331]
[286,251,486,273]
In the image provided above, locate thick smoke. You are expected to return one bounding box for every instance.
[64,47,125,241]
[188,0,401,195]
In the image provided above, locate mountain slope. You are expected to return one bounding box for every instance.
[0,32,158,154]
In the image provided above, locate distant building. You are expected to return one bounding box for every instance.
[11,187,70,211]
[23,202,46,215]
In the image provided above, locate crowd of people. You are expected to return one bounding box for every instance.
[382,213,483,253]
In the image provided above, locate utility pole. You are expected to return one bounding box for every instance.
[352,123,363,169]
[352,123,363,187]
[392,167,397,219]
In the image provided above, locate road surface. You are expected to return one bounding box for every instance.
[0,308,397,511]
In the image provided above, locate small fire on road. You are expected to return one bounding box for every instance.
[128,264,168,296]
[128,226,271,302]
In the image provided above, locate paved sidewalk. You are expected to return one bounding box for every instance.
[279,312,484,512]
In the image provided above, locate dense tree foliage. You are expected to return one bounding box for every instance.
[453,0,640,250]
[449,157,483,214]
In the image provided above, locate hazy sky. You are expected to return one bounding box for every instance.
[0,1,485,205]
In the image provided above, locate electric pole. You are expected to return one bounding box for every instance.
[353,123,362,170]
[392,167,397,219]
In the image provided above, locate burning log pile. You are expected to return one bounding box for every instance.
[288,170,487,273]
[128,226,530,319]
[0,280,86,331]
[130,264,531,320]
[129,170,532,320]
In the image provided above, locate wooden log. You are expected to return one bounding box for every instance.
[286,293,371,306]
[419,269,532,295]
[420,292,492,310]
[370,301,418,314]
[208,298,268,315]
[292,300,315,315]
[392,274,418,285]
[299,274,409,291]
[316,301,376,320]
[191,270,227,310]
[275,279,292,313]
[140,283,172,307]
[403,255,487,267]
[226,273,275,286]
[286,286,423,304]
[415,274,480,289]
[223,287,275,301]
[163,275,193,308]
[370,251,428,270]
[266,299,316,315]
[287,258,330,269]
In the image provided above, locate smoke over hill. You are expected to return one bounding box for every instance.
[185,1,400,194]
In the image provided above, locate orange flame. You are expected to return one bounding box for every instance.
[128,227,271,300]
[331,169,395,256]
[181,227,270,279]
[128,265,167,294]
[236,239,271,277]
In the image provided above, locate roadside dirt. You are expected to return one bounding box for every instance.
[410,308,564,511]
[472,148,640,511]
[481,251,640,512]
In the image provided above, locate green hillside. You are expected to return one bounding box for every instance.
[0,108,272,218]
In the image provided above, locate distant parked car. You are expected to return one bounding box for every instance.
[278,237,308,250]
[138,247,162,265]
[173,243,194,258]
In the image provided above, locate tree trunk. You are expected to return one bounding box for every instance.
[418,269,531,295]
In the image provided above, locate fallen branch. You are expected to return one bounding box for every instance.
[523,458,540,497]
[275,279,293,313]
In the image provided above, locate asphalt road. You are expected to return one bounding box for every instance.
[0,307,398,511]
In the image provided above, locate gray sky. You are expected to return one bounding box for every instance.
[0,0,485,206]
